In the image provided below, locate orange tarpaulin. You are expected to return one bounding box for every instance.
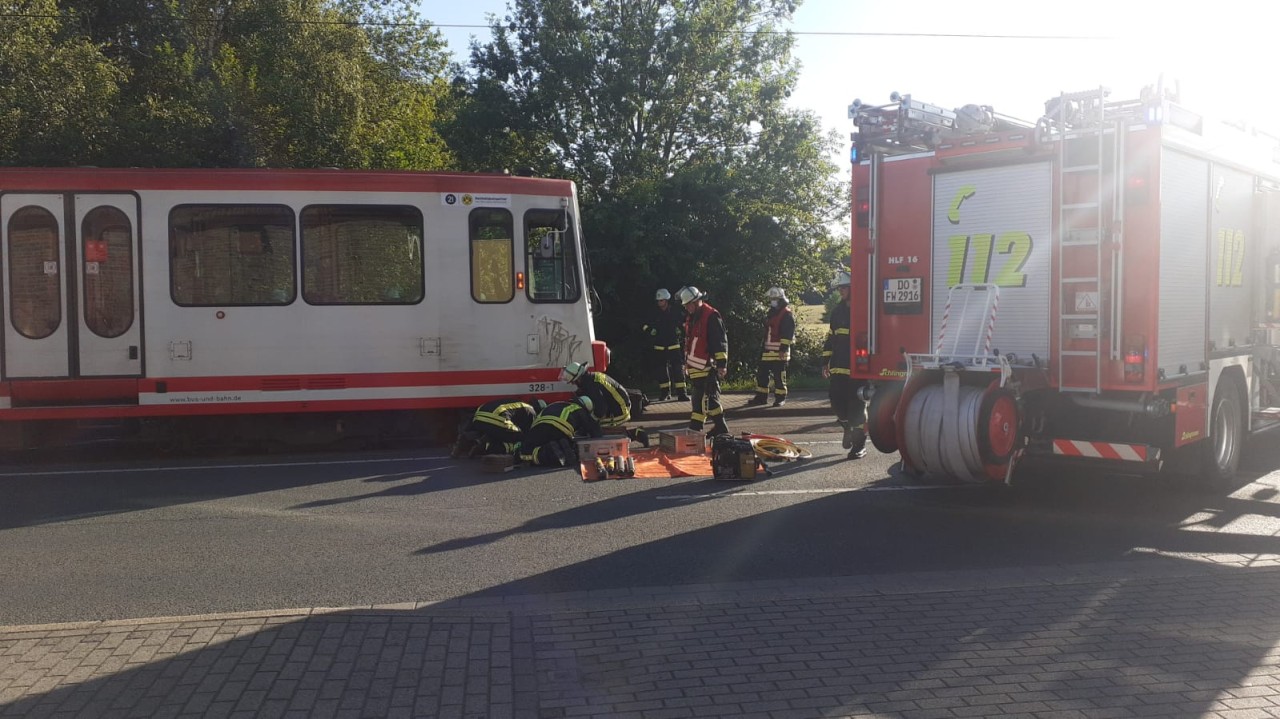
[579,448,712,481]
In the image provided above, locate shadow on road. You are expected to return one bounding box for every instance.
[9,436,1280,716]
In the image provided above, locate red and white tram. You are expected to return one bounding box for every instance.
[0,168,606,447]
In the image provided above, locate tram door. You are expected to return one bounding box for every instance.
[1,194,141,379]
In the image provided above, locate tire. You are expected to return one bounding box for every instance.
[867,382,902,454]
[1195,378,1244,491]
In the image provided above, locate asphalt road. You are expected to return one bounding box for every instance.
[4,415,1280,627]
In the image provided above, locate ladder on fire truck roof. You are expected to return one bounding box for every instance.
[847,93,1031,159]
[1046,87,1122,394]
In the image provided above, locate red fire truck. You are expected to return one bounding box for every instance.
[849,86,1280,488]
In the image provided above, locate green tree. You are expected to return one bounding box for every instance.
[3,0,456,168]
[454,0,847,385]
[0,0,126,165]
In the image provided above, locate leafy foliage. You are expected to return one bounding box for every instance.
[0,1,126,165]
[2,0,456,168]
[454,0,848,384]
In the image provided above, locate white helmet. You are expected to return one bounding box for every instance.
[576,395,594,415]
[655,288,671,301]
[831,271,852,289]
[766,287,787,302]
[560,361,588,383]
[677,286,705,305]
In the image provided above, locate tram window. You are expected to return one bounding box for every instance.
[169,205,296,306]
[7,206,61,340]
[524,209,581,303]
[469,208,514,303]
[301,205,424,305]
[82,206,134,338]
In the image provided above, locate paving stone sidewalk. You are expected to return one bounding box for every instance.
[5,557,1280,719]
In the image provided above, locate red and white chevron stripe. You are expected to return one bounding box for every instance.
[935,301,950,355]
[1051,439,1149,462]
[984,291,999,356]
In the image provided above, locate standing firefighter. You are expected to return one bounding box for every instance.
[824,271,867,459]
[451,398,546,458]
[746,287,796,407]
[644,289,688,401]
[679,286,731,436]
[516,397,602,467]
[561,362,649,447]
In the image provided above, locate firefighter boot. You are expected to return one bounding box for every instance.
[744,394,768,408]
[548,441,568,467]
[560,438,579,465]
[629,427,650,448]
[847,426,868,460]
[839,421,854,449]
[710,417,731,438]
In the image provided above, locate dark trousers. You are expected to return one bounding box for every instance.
[654,348,686,397]
[466,421,521,455]
[829,375,868,428]
[753,360,788,399]
[689,372,729,435]
[517,428,576,466]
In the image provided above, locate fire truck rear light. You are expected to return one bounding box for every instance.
[855,332,870,367]
[1123,335,1146,383]
[1126,175,1149,205]
[517,272,525,290]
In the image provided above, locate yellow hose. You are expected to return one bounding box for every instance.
[750,437,812,461]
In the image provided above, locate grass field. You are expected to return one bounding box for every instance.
[794,303,827,333]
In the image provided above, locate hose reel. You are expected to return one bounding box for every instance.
[900,373,1020,483]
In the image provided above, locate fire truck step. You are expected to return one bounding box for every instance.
[1252,408,1280,429]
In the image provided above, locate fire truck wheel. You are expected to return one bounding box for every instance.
[867,382,903,453]
[1199,378,1243,489]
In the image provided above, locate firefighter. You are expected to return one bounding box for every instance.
[823,271,867,459]
[643,289,688,401]
[516,396,602,467]
[678,285,731,437]
[560,361,649,447]
[451,398,546,458]
[746,287,796,408]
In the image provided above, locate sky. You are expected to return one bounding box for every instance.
[420,0,1280,155]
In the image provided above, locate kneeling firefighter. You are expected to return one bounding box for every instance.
[452,398,547,458]
[560,361,649,447]
[516,396,603,467]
